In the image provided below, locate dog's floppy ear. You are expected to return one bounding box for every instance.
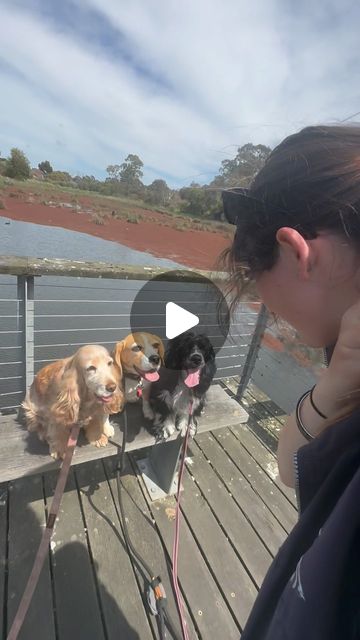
[150,334,165,363]
[112,340,126,374]
[52,357,81,425]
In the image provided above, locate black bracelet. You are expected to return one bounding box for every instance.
[309,385,328,419]
[295,390,316,441]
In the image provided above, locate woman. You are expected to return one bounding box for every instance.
[221,125,360,639]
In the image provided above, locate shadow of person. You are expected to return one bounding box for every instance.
[52,541,141,640]
[3,470,143,640]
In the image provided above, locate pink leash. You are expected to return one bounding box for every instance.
[7,424,80,640]
[172,400,193,640]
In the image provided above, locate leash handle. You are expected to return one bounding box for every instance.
[6,424,80,640]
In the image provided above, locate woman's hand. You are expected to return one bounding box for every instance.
[277,298,360,487]
[314,298,360,418]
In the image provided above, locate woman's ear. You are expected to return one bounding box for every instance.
[52,359,81,424]
[112,340,126,372]
[151,334,165,363]
[276,227,312,279]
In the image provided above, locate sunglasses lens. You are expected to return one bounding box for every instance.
[222,188,252,225]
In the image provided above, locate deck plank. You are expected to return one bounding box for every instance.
[144,491,241,639]
[75,460,153,640]
[230,423,297,508]
[104,456,199,640]
[208,428,297,533]
[0,483,8,640]
[43,470,106,640]
[6,476,56,640]
[247,382,286,422]
[222,379,279,453]
[224,378,283,445]
[221,378,296,507]
[186,440,272,588]
[180,469,257,629]
[195,432,288,551]
[242,388,283,438]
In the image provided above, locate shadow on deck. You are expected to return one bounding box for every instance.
[0,380,297,640]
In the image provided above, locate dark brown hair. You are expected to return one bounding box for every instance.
[220,125,360,314]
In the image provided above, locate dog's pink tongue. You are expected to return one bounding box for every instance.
[144,371,160,382]
[184,369,200,388]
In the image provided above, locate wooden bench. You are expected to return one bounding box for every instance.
[0,258,262,498]
[0,384,248,498]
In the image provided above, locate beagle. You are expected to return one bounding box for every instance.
[113,332,164,420]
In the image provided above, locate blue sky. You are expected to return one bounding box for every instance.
[1,0,360,187]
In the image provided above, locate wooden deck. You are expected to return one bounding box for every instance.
[0,381,297,640]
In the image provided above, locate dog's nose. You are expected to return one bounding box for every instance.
[106,383,117,393]
[149,354,160,365]
[190,354,202,366]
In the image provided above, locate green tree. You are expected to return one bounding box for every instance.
[106,164,122,181]
[5,148,31,180]
[218,143,271,187]
[179,185,219,217]
[73,175,102,192]
[38,160,53,174]
[47,170,73,185]
[119,154,144,196]
[145,179,170,206]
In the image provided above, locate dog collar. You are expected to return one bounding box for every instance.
[125,372,141,381]
[125,373,143,397]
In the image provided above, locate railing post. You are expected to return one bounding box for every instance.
[17,275,35,392]
[236,304,268,399]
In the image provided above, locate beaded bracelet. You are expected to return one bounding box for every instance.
[295,390,316,441]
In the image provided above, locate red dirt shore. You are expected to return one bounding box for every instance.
[1,196,230,271]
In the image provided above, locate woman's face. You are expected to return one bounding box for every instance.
[254,231,360,348]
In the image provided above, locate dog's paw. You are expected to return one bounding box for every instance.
[163,421,176,439]
[177,418,189,437]
[177,417,198,438]
[50,446,66,460]
[90,434,109,448]
[103,420,115,438]
[189,420,198,438]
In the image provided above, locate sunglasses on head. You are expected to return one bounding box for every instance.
[221,188,266,225]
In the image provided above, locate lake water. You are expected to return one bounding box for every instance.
[0,216,183,268]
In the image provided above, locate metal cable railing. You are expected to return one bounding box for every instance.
[0,257,266,413]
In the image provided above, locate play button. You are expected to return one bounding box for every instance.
[166,302,199,339]
[129,269,230,357]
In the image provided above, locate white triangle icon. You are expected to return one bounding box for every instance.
[166,302,199,339]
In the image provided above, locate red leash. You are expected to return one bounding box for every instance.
[172,400,193,640]
[7,424,80,640]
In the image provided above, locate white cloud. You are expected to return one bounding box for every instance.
[0,0,359,186]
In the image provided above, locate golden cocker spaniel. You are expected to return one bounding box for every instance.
[22,344,125,459]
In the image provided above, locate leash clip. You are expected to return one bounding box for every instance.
[147,577,167,616]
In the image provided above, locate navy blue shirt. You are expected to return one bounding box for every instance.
[241,408,360,640]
